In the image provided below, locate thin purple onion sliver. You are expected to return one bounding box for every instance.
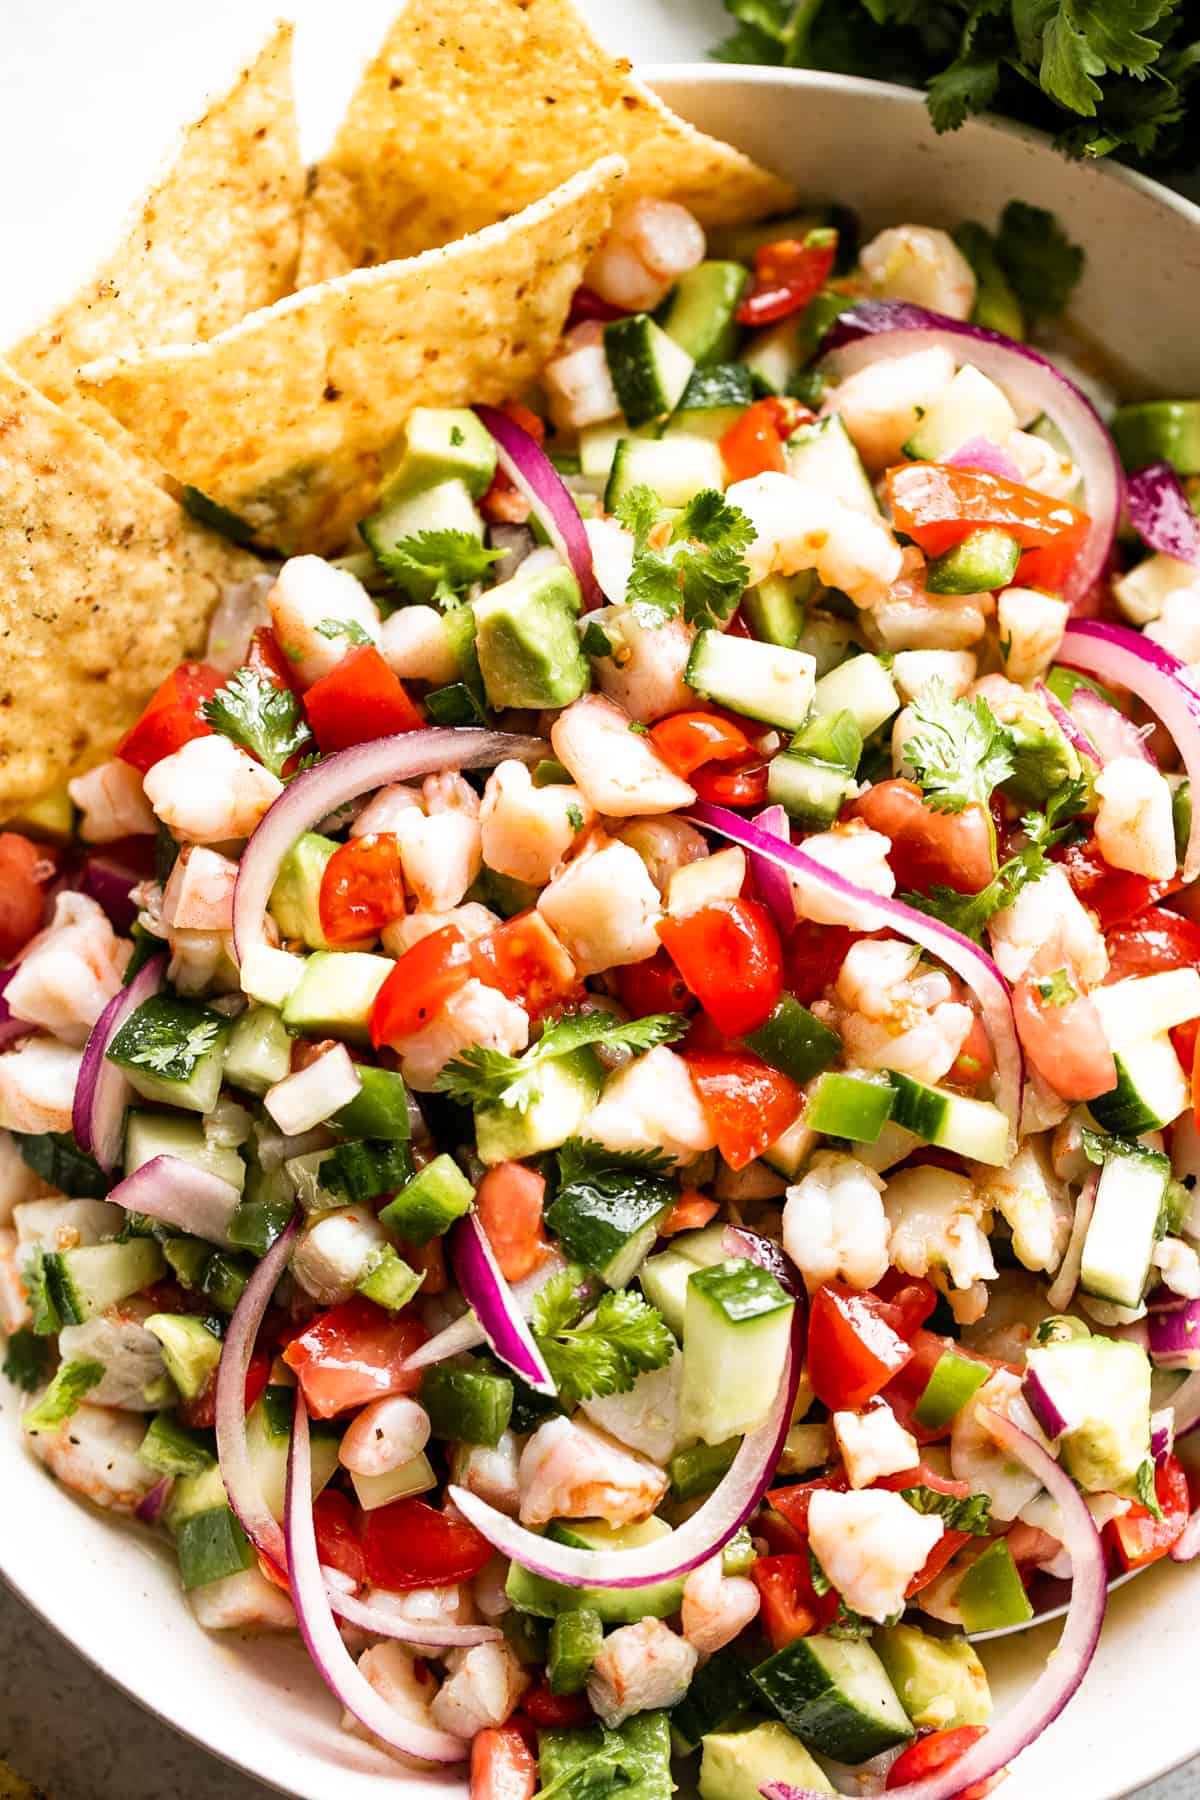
[749,805,796,938]
[107,1154,242,1247]
[1069,684,1155,767]
[946,435,1023,483]
[723,1225,803,1299]
[71,954,166,1168]
[80,855,142,934]
[134,1476,173,1525]
[448,1212,556,1394]
[474,404,604,610]
[1148,1295,1200,1370]
[1126,461,1200,568]
[1022,1365,1074,1440]
[1036,682,1101,768]
[819,300,1122,609]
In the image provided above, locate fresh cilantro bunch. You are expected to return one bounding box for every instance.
[434,1010,688,1112]
[615,486,754,633]
[372,528,502,605]
[902,682,1015,814]
[711,1,1200,170]
[203,666,313,779]
[531,1263,676,1407]
[905,775,1086,938]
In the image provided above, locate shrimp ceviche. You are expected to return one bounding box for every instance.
[6,11,1200,1800]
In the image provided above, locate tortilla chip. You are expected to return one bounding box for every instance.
[7,22,303,459]
[0,362,263,813]
[295,0,795,284]
[80,156,626,557]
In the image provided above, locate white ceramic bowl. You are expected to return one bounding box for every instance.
[4,36,1200,1800]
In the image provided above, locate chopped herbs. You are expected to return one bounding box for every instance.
[22,1249,60,1337]
[992,201,1086,322]
[566,802,585,833]
[202,666,314,778]
[900,1485,993,1535]
[1137,1459,1165,1522]
[615,485,753,633]
[581,621,614,658]
[532,1270,674,1407]
[435,1011,688,1112]
[372,528,502,603]
[1036,967,1079,1007]
[22,1359,104,1432]
[903,682,1014,814]
[2,1328,52,1392]
[14,1131,108,1199]
[315,617,373,645]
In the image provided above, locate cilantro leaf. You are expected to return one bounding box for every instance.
[1136,1458,1165,1522]
[993,201,1086,321]
[927,54,1001,131]
[530,1263,597,1339]
[435,1011,688,1112]
[22,1249,60,1337]
[14,1131,108,1199]
[22,1359,105,1432]
[903,681,1014,813]
[533,1283,674,1408]
[900,1484,993,1534]
[556,1139,675,1184]
[372,529,502,604]
[615,485,753,634]
[2,1328,52,1392]
[203,666,313,779]
[315,617,373,646]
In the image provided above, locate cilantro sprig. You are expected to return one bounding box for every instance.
[203,666,313,779]
[435,1011,688,1113]
[615,486,753,633]
[904,776,1086,940]
[372,528,503,605]
[903,682,1015,815]
[531,1265,675,1407]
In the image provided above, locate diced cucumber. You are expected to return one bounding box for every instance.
[106,995,229,1115]
[124,1111,246,1191]
[874,1623,991,1730]
[145,1313,223,1399]
[46,1240,166,1326]
[699,1721,834,1800]
[804,1069,896,1142]
[240,945,306,1010]
[356,1244,424,1311]
[507,1515,685,1622]
[668,1437,739,1502]
[667,362,757,442]
[162,1238,214,1292]
[672,1652,761,1754]
[604,315,695,428]
[1094,969,1200,1045]
[200,1251,254,1314]
[811,653,898,738]
[318,1138,414,1205]
[330,1066,412,1141]
[796,611,856,679]
[742,994,841,1086]
[680,1259,794,1445]
[165,1461,228,1532]
[686,629,816,731]
[902,365,1018,462]
[761,1115,818,1180]
[768,705,862,828]
[421,1362,513,1446]
[785,414,879,516]
[378,1153,474,1243]
[223,1004,293,1096]
[604,435,725,510]
[741,572,814,649]
[661,263,750,367]
[638,1248,693,1338]
[548,1607,604,1695]
[579,421,646,481]
[925,528,1021,595]
[749,1634,913,1763]
[281,950,393,1045]
[913,1348,989,1429]
[476,1049,602,1166]
[887,1072,1009,1166]
[1088,1032,1188,1135]
[139,1412,216,1478]
[957,1540,1033,1634]
[350,1451,437,1512]
[176,1505,256,1590]
[361,479,485,599]
[247,1386,340,1520]
[545,1168,673,1290]
[1079,1144,1168,1309]
[742,291,848,396]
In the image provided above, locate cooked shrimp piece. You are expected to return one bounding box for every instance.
[997,588,1070,681]
[587,1618,698,1728]
[783,1153,890,1292]
[0,1129,44,1224]
[615,817,709,896]
[0,1228,28,1334]
[480,761,595,888]
[585,518,636,605]
[592,607,696,724]
[383,904,501,957]
[394,980,529,1092]
[144,735,283,843]
[788,822,896,925]
[587,1045,717,1165]
[25,1402,158,1513]
[1093,757,1177,881]
[584,198,706,312]
[517,1417,668,1527]
[543,322,622,433]
[0,1039,84,1134]
[831,938,973,1086]
[68,759,156,842]
[190,1567,296,1631]
[475,1162,550,1282]
[340,1397,432,1477]
[431,1641,528,1738]
[860,226,976,319]
[973,1141,1071,1276]
[396,809,483,914]
[12,1196,123,1252]
[345,1642,441,1767]
[988,868,1108,987]
[537,839,663,975]
[162,846,238,933]
[1005,430,1081,501]
[823,347,955,471]
[58,1300,168,1411]
[870,549,992,651]
[681,1556,761,1660]
[807,1488,943,1623]
[424,772,481,818]
[268,554,381,689]
[451,1433,523,1517]
[581,1351,682,1465]
[727,472,903,608]
[552,695,696,817]
[885,1165,996,1294]
[6,892,128,1045]
[1011,933,1116,1103]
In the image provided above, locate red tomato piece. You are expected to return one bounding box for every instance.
[304,646,423,753]
[659,897,783,1037]
[649,710,759,779]
[246,625,301,693]
[1055,836,1182,929]
[361,1497,494,1591]
[370,925,475,1048]
[519,1685,594,1729]
[847,779,995,895]
[886,1726,1000,1799]
[751,1553,839,1647]
[471,911,582,1017]
[764,1474,848,1539]
[689,758,771,807]
[735,231,837,328]
[178,1343,271,1431]
[283,1297,427,1419]
[719,400,790,482]
[1107,1454,1192,1570]
[685,1050,801,1170]
[872,1271,939,1338]
[313,1488,368,1591]
[0,833,52,959]
[567,285,628,327]
[1106,906,1200,980]
[784,921,861,1006]
[807,1282,915,1411]
[318,833,406,945]
[116,662,224,773]
[471,1727,537,1800]
[616,947,696,1019]
[474,1161,550,1283]
[887,462,1090,565]
[946,1011,995,1091]
[659,1189,720,1235]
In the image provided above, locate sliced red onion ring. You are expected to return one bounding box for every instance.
[762,1410,1106,1800]
[1060,620,1200,879]
[450,1310,802,1588]
[447,1213,556,1394]
[80,854,143,934]
[403,1254,570,1374]
[1046,1167,1098,1313]
[134,1475,173,1524]
[71,953,166,1168]
[749,806,796,938]
[946,436,1023,483]
[684,801,1022,1158]
[723,1225,802,1299]
[284,1393,469,1765]
[232,729,544,964]
[1069,684,1155,767]
[1022,1365,1075,1440]
[1035,682,1101,769]
[474,404,603,611]
[1126,461,1200,568]
[108,1154,241,1246]
[820,301,1122,608]
[1148,1295,1200,1370]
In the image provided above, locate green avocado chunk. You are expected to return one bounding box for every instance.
[472,563,590,709]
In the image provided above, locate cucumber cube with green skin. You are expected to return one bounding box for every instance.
[475,1049,602,1166]
[46,1240,166,1327]
[165,1462,228,1532]
[175,1505,257,1590]
[913,1348,989,1430]
[357,1244,424,1311]
[699,1721,834,1800]
[902,365,1017,464]
[671,1651,760,1753]
[123,1111,246,1191]
[162,1238,215,1292]
[223,1004,293,1096]
[472,563,589,710]
[361,478,487,600]
[379,407,498,500]
[666,363,756,446]
[680,1259,794,1445]
[200,1251,253,1314]
[637,1248,693,1338]
[668,1437,740,1502]
[660,263,750,367]
[227,1164,294,1256]
[742,292,848,399]
[925,528,1021,596]
[1087,1032,1188,1136]
[741,994,841,1086]
[1080,1147,1169,1309]
[139,1412,216,1478]
[549,1608,604,1694]
[886,1072,1009,1167]
[767,752,856,830]
[508,1517,685,1623]
[378,1153,474,1244]
[1111,400,1200,477]
[804,1070,896,1142]
[956,1539,1033,1634]
[281,950,393,1044]
[740,572,814,650]
[245,1390,341,1520]
[750,1635,912,1763]
[873,1623,992,1730]
[545,1167,674,1290]
[145,1313,222,1399]
[604,435,725,511]
[811,653,899,739]
[784,413,880,517]
[269,832,341,949]
[350,1451,437,1512]
[106,995,230,1114]
[604,313,695,427]
[421,1363,513,1447]
[790,707,862,772]
[322,1138,415,1205]
[686,630,817,732]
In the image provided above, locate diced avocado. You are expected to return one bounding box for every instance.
[223,1003,293,1096]
[750,1634,912,1763]
[281,949,393,1044]
[175,1505,257,1589]
[473,563,589,710]
[361,478,487,600]
[379,1152,474,1243]
[680,1259,794,1445]
[1025,1334,1152,1496]
[604,313,695,427]
[699,1721,833,1800]
[5,783,75,842]
[741,572,813,650]
[145,1313,223,1399]
[106,994,230,1114]
[330,1065,412,1140]
[874,1624,991,1731]
[508,1515,685,1623]
[269,832,341,949]
[660,262,750,367]
[165,1461,229,1532]
[548,1608,604,1695]
[380,407,498,499]
[476,1048,602,1166]
[604,435,725,510]
[811,652,898,739]
[124,1111,246,1191]
[46,1240,166,1327]
[1111,399,1200,477]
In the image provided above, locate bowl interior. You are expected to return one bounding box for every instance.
[5,55,1200,1800]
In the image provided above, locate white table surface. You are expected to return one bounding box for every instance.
[0,2,1197,1796]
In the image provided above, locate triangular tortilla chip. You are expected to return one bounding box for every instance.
[81,156,627,557]
[7,22,303,460]
[295,0,794,284]
[0,362,263,813]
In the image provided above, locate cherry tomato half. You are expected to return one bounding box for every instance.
[659,896,783,1036]
[370,925,474,1048]
[318,833,407,945]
